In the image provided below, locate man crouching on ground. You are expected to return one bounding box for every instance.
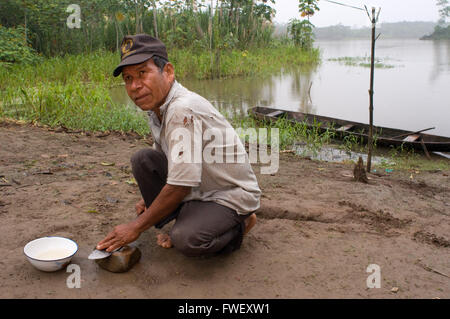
[96,34,260,257]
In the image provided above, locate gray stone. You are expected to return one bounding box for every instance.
[95,245,141,273]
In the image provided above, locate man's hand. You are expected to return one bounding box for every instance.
[135,198,146,216]
[96,223,140,252]
[97,184,191,252]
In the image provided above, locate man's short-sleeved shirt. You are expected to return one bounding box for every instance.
[147,81,261,215]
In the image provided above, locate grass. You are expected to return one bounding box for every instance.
[230,113,450,171]
[1,83,149,135]
[230,112,337,152]
[0,46,320,92]
[172,47,320,79]
[375,146,450,171]
[0,46,319,134]
[328,56,396,69]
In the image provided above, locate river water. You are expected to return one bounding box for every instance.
[112,39,450,137]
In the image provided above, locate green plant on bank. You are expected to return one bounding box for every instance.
[288,0,320,49]
[0,50,121,91]
[232,114,449,171]
[376,145,450,171]
[0,45,319,136]
[0,46,319,92]
[422,0,450,39]
[338,127,379,154]
[0,83,149,135]
[341,133,360,153]
[0,25,42,68]
[288,19,315,49]
[230,112,337,152]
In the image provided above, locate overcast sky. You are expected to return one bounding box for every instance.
[273,0,441,27]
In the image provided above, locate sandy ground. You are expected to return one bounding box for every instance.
[0,120,449,299]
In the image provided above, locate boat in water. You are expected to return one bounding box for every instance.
[249,107,450,152]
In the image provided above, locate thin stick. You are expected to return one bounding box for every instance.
[376,8,381,23]
[364,5,371,19]
[366,7,376,172]
[420,138,432,160]
[390,127,435,139]
[15,184,34,189]
[417,261,450,279]
[323,0,364,11]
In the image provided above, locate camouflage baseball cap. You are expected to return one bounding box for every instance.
[113,34,168,77]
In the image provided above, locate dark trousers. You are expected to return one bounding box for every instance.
[131,148,250,257]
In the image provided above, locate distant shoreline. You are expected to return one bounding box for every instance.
[274,21,438,40]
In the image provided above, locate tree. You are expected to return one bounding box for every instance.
[437,0,450,25]
[425,0,450,39]
[288,0,319,49]
[0,25,41,67]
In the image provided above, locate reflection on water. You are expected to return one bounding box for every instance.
[181,65,318,118]
[110,39,450,138]
[430,40,450,83]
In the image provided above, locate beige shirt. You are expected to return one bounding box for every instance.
[147,81,261,215]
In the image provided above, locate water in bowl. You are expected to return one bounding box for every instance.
[36,249,73,260]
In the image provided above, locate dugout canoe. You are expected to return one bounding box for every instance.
[249,106,450,152]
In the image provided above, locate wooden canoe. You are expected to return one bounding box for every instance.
[249,107,450,152]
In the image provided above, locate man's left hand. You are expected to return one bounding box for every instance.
[96,223,140,252]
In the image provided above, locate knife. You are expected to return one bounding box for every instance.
[88,247,123,260]
[88,241,138,260]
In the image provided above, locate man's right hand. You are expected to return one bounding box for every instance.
[135,198,146,216]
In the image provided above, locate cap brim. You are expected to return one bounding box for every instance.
[113,53,155,77]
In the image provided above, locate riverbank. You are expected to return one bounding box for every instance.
[0,46,319,134]
[0,46,320,90]
[1,120,448,298]
[420,25,450,40]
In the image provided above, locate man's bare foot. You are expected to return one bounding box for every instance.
[156,233,173,248]
[244,213,257,235]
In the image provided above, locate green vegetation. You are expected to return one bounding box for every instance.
[0,44,319,91]
[166,46,320,79]
[422,0,450,39]
[232,113,336,152]
[1,82,150,135]
[0,46,319,133]
[1,1,320,134]
[0,0,320,134]
[287,0,319,49]
[0,25,42,68]
[421,25,450,40]
[4,0,442,170]
[0,0,279,57]
[231,114,450,171]
[376,146,450,171]
[328,56,396,69]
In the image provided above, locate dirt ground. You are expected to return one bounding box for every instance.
[0,120,449,299]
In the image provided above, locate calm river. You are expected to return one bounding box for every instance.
[112,39,450,137]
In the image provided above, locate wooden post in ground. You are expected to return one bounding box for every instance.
[366,6,380,173]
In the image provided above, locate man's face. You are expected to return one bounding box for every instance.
[122,59,174,112]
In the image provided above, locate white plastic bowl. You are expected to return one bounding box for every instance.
[24,237,78,272]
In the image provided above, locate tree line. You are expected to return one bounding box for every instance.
[0,0,324,67]
[425,0,450,39]
[0,1,278,57]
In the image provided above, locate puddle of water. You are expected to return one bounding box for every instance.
[294,143,393,165]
